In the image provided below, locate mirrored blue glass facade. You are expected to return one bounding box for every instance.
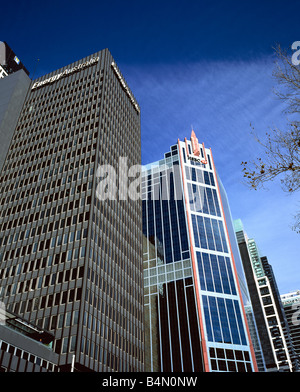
[143,134,257,372]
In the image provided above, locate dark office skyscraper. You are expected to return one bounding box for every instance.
[0,48,143,372]
[234,220,296,372]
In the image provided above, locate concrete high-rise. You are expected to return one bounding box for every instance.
[0,48,143,372]
[142,130,258,372]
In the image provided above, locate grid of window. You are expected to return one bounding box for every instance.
[144,258,193,288]
[144,278,204,372]
[142,148,204,372]
[0,339,58,372]
[191,214,228,253]
[142,164,189,265]
[187,182,221,216]
[209,346,253,372]
[196,251,237,295]
[185,166,215,186]
[202,295,247,346]
[0,50,143,372]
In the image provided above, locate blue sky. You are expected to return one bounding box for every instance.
[2,0,300,294]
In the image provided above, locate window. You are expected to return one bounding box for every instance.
[65,312,71,327]
[70,336,76,352]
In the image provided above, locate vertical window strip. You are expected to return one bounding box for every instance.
[192,215,200,248]
[185,165,189,179]
[218,220,228,253]
[225,257,237,295]
[196,252,206,291]
[187,182,195,212]
[217,297,232,344]
[204,217,215,251]
[233,300,247,345]
[177,200,188,252]
[196,215,207,249]
[202,295,213,342]
[202,253,214,292]
[218,255,231,294]
[154,199,164,261]
[225,298,241,345]
[206,187,216,216]
[208,296,222,343]
[182,147,186,163]
[202,187,209,214]
[210,254,222,293]
[212,189,221,217]
[210,219,221,252]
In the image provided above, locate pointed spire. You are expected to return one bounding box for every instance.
[190,129,200,156]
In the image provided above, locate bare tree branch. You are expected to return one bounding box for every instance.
[242,45,300,232]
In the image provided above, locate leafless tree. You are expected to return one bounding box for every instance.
[242,44,300,232]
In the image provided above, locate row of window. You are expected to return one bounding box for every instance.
[22,70,103,112]
[5,105,98,161]
[3,196,92,230]
[7,287,82,317]
[89,243,142,312]
[182,144,213,170]
[0,227,87,263]
[1,226,88,256]
[191,214,228,253]
[187,182,221,217]
[82,309,141,348]
[210,357,252,372]
[86,264,142,326]
[143,199,189,264]
[0,340,58,372]
[142,164,189,264]
[17,85,101,129]
[1,276,82,306]
[142,164,183,201]
[44,309,79,331]
[185,165,215,186]
[0,160,92,209]
[79,336,140,372]
[202,295,247,346]
[1,261,84,294]
[8,122,98,165]
[0,205,90,249]
[196,251,237,295]
[1,186,92,221]
[209,347,252,372]
[0,236,87,285]
[2,145,96,193]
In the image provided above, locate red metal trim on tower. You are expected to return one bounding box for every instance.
[178,138,210,372]
[209,147,259,373]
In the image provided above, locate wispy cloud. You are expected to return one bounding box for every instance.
[123,57,300,294]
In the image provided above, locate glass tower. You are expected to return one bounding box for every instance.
[142,130,258,372]
[0,49,143,372]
